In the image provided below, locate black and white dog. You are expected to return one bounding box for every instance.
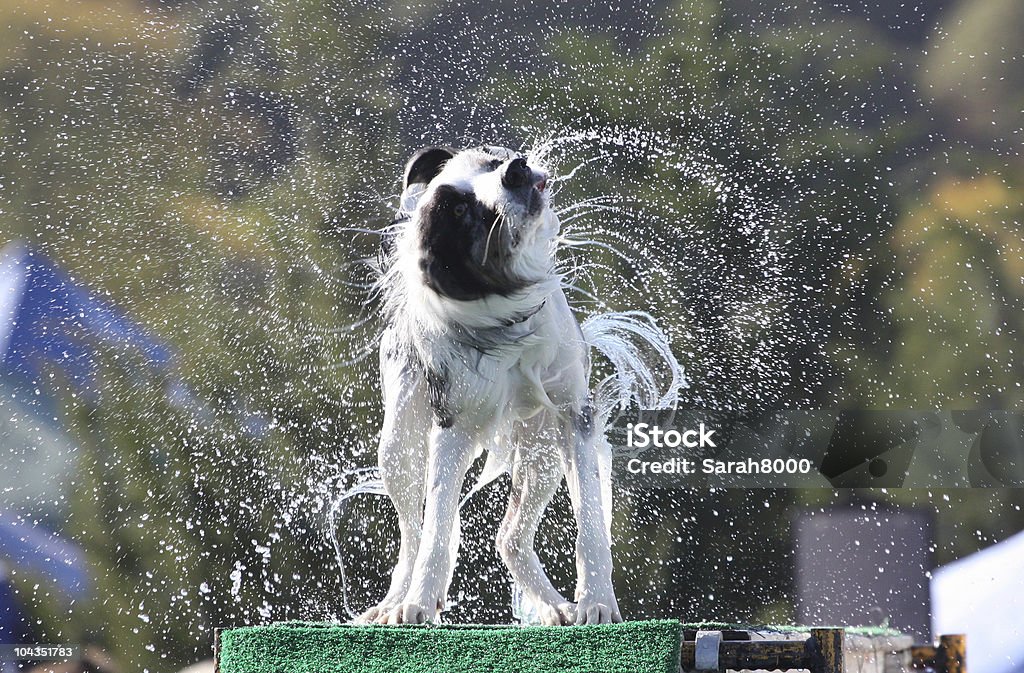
[358,145,681,626]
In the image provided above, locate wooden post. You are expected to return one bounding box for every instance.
[910,634,967,673]
[810,628,845,673]
[213,628,221,673]
[909,644,937,668]
[939,635,966,673]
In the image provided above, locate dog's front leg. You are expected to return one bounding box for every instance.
[355,350,430,624]
[384,423,476,624]
[561,408,622,624]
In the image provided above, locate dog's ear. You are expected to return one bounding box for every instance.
[404,146,456,190]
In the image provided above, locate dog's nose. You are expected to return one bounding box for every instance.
[502,158,531,189]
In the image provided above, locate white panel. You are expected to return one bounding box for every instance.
[931,529,1024,673]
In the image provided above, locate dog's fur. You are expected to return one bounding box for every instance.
[358,144,676,625]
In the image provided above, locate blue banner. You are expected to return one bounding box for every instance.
[0,243,174,404]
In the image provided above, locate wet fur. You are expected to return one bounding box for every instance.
[358,144,657,626]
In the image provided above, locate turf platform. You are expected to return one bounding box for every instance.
[216,620,683,673]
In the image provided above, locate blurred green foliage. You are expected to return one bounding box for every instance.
[1,0,1023,670]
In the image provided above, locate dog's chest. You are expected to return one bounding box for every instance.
[438,333,560,421]
[423,315,585,425]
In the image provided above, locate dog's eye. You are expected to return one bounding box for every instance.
[488,159,501,171]
[453,202,468,217]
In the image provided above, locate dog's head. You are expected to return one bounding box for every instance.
[395,145,555,302]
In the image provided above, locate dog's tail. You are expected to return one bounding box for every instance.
[581,310,686,538]
[581,310,686,421]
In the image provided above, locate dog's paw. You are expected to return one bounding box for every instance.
[353,603,394,624]
[381,601,434,625]
[574,597,622,625]
[537,601,577,626]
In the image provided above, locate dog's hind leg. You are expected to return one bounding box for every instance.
[559,407,623,625]
[356,356,431,624]
[497,420,577,626]
[442,503,461,612]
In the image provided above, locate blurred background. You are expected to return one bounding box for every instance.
[0,0,1022,671]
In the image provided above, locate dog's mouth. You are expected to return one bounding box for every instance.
[524,176,550,218]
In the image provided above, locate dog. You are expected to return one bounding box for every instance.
[357,144,682,626]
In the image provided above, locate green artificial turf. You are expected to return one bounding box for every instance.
[217,620,683,673]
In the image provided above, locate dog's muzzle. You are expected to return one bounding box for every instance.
[502,158,549,217]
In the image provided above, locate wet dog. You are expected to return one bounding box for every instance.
[359,145,680,625]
